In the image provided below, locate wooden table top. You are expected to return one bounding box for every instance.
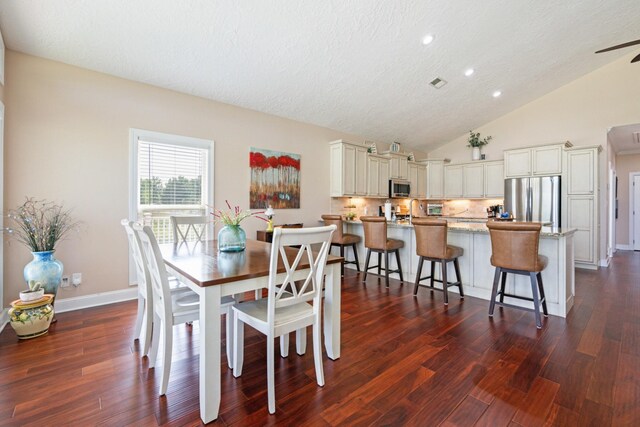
[160,239,342,287]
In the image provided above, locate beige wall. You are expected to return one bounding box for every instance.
[3,51,368,306]
[429,52,640,264]
[615,154,640,247]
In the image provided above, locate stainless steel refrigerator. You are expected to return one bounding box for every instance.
[504,176,561,226]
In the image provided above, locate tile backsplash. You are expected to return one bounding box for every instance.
[330,197,504,219]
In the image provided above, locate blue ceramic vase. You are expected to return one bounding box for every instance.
[218,225,246,252]
[23,251,64,299]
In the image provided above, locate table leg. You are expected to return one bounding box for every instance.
[323,263,341,360]
[199,286,221,423]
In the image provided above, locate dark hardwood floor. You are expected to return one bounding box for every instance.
[1,251,639,426]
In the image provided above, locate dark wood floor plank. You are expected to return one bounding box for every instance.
[0,251,637,426]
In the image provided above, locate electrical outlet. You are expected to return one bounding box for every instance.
[61,276,70,288]
[72,273,82,287]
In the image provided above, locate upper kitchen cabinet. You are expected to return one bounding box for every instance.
[329,140,368,196]
[504,148,531,177]
[382,151,409,179]
[484,160,504,198]
[532,145,563,176]
[463,163,485,198]
[504,143,565,178]
[425,160,444,199]
[408,161,427,198]
[566,148,596,194]
[444,165,464,198]
[366,154,390,198]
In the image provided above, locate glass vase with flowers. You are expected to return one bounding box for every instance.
[211,201,267,252]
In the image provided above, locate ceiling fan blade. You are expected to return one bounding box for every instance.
[595,39,640,54]
[632,53,640,63]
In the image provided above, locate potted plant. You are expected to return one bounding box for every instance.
[4,198,79,303]
[467,130,492,160]
[211,200,267,252]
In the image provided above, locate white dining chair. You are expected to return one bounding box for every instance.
[121,219,191,356]
[232,224,336,414]
[170,215,208,245]
[133,223,235,396]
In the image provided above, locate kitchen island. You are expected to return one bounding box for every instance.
[342,220,576,317]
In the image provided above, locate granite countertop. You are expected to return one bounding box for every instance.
[341,219,575,237]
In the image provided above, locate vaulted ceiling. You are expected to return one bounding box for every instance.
[0,1,638,152]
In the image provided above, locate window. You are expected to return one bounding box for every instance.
[129,129,213,244]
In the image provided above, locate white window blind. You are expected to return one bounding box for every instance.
[137,140,207,208]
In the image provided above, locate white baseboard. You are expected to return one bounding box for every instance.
[616,244,633,251]
[0,308,8,335]
[575,262,599,270]
[54,287,138,314]
[599,258,611,268]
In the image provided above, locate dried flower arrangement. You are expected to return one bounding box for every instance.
[4,198,80,252]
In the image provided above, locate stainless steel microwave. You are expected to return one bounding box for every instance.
[389,179,411,198]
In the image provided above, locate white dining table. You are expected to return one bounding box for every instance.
[160,239,342,424]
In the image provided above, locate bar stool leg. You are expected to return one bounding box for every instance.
[537,272,548,317]
[499,271,507,303]
[489,268,501,316]
[453,258,463,298]
[352,244,360,272]
[429,261,435,288]
[395,250,403,283]
[363,249,371,282]
[441,261,449,305]
[529,272,543,329]
[384,251,390,287]
[339,245,345,277]
[413,257,424,295]
[377,253,382,275]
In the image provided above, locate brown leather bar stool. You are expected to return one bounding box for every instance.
[360,216,404,287]
[486,221,549,329]
[412,218,464,305]
[321,214,361,276]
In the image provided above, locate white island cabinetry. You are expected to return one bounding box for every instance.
[343,221,575,317]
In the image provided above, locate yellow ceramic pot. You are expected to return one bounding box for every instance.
[9,294,55,339]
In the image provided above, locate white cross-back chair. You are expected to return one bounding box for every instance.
[170,215,208,246]
[232,224,336,414]
[133,223,235,396]
[121,219,191,356]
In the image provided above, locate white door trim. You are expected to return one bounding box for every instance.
[630,172,640,251]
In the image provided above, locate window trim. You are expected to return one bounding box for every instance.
[128,128,214,284]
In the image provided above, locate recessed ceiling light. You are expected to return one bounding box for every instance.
[464,68,475,77]
[422,34,435,45]
[492,90,502,98]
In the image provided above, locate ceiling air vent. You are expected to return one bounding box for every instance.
[430,77,447,89]
[633,132,640,144]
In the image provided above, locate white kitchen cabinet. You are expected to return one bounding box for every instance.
[504,148,532,178]
[425,160,444,199]
[533,145,563,175]
[567,196,594,264]
[383,152,409,179]
[408,162,427,198]
[484,160,504,198]
[366,154,390,197]
[329,140,367,196]
[566,149,595,194]
[444,165,463,198]
[463,163,485,198]
[505,144,564,178]
[416,163,427,198]
[564,146,599,269]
